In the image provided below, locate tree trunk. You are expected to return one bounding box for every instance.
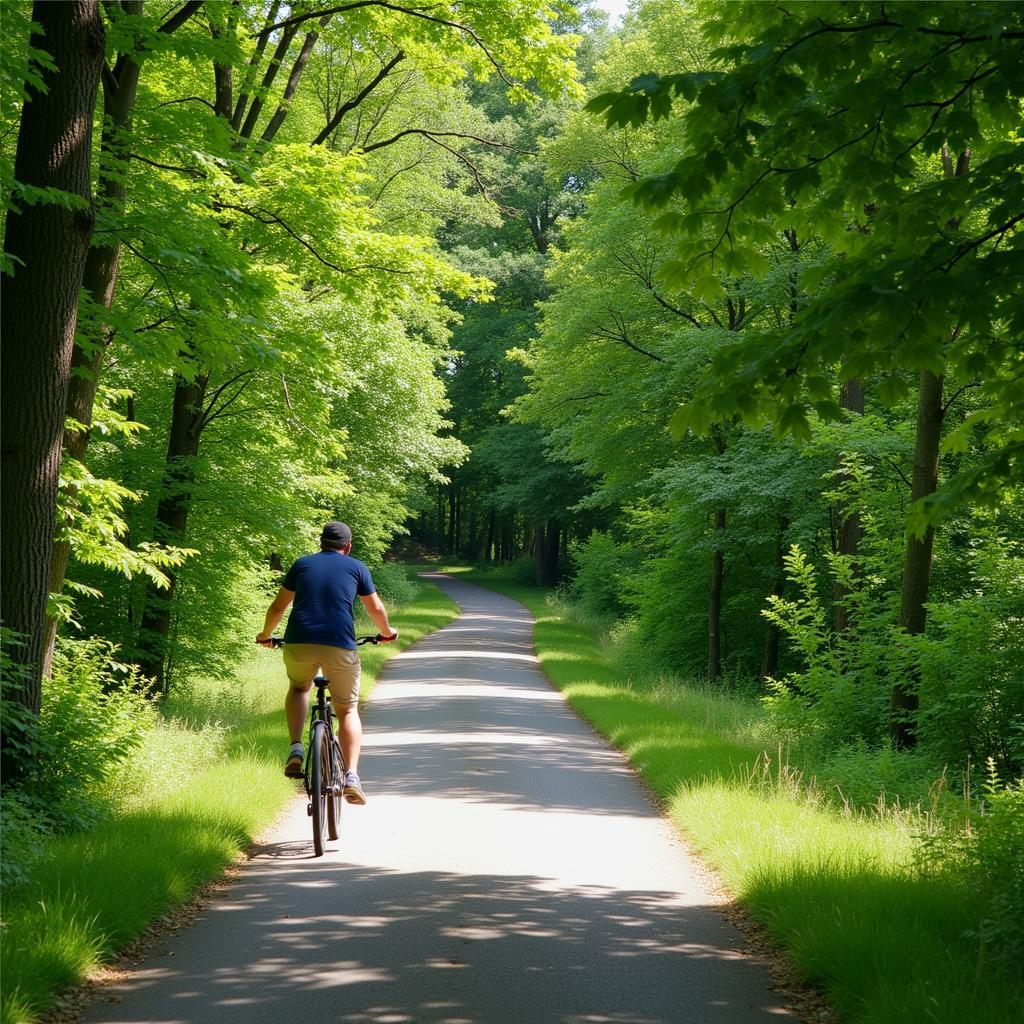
[0,1,105,724]
[761,519,788,679]
[136,370,209,689]
[435,489,445,549]
[43,30,145,675]
[833,377,865,632]
[708,506,725,682]
[466,505,479,561]
[545,520,560,584]
[452,485,460,557]
[533,524,546,585]
[891,369,944,748]
[484,509,495,563]
[707,427,727,682]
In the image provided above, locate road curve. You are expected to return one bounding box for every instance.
[82,573,795,1024]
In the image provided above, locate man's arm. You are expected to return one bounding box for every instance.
[256,587,294,645]
[360,592,398,642]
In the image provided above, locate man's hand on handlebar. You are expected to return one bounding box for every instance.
[380,629,399,643]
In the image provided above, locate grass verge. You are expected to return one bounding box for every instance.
[452,566,1022,1024]
[0,575,458,1024]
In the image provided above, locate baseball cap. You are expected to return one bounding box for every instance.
[320,521,352,548]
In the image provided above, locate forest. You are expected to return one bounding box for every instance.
[1,1,1022,1022]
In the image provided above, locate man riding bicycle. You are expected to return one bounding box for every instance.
[256,521,398,804]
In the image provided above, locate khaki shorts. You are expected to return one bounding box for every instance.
[282,644,362,707]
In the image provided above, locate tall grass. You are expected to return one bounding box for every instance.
[456,567,1023,1024]
[0,575,458,1024]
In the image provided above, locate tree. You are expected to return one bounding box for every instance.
[1,1,106,720]
[44,0,203,675]
[588,0,1024,737]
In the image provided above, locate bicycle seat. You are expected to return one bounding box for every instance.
[313,675,329,686]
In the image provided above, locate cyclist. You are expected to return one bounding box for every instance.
[256,521,398,804]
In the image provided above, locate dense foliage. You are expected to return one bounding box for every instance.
[2,0,1022,1001]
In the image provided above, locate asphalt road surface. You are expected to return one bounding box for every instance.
[82,573,795,1024]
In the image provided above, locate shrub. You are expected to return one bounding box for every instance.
[370,562,418,606]
[0,789,46,888]
[506,555,540,586]
[917,766,1024,967]
[11,640,154,837]
[569,530,642,618]
[915,543,1024,779]
[761,545,906,748]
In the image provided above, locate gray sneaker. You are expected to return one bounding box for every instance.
[343,770,366,805]
[283,746,304,778]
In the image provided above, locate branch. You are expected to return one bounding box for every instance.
[154,95,218,113]
[886,457,913,490]
[200,370,256,429]
[554,391,611,406]
[941,380,981,416]
[372,155,427,203]
[773,17,899,64]
[133,313,175,333]
[157,0,202,34]
[897,63,999,159]
[262,14,334,144]
[361,128,532,155]
[121,240,184,317]
[129,153,204,178]
[587,311,666,363]
[232,1,281,130]
[259,2,517,88]
[311,50,406,147]
[216,202,414,275]
[239,22,300,140]
[611,250,705,329]
[936,213,1024,273]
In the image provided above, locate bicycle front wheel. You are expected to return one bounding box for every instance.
[327,736,344,840]
[310,721,329,857]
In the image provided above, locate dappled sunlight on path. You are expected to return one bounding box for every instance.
[82,575,793,1024]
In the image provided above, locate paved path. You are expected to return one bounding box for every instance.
[84,574,794,1024]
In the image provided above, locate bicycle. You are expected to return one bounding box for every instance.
[267,634,384,857]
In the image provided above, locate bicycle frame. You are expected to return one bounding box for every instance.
[304,678,342,791]
[262,634,383,855]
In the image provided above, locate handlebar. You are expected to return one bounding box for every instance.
[257,633,394,649]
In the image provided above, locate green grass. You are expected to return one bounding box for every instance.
[0,575,458,1024]
[454,566,1023,1024]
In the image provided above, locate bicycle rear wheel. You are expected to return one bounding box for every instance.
[310,721,329,856]
[327,736,343,841]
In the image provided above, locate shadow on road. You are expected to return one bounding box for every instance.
[88,864,786,1024]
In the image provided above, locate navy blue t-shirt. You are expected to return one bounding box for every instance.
[281,551,376,649]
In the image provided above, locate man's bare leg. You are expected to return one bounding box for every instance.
[285,685,310,744]
[337,704,362,772]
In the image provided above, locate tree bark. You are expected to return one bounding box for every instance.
[447,484,457,554]
[834,377,865,633]
[707,428,727,682]
[545,520,560,584]
[0,0,105,722]
[43,17,146,675]
[136,370,209,690]
[484,508,495,563]
[761,518,788,679]
[891,369,944,747]
[261,16,331,144]
[708,506,725,682]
